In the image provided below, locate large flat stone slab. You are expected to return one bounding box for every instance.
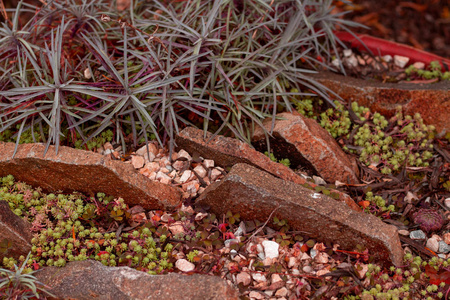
[196,163,403,267]
[0,142,182,210]
[0,201,32,261]
[176,127,360,211]
[252,112,359,184]
[311,71,450,135]
[36,260,239,300]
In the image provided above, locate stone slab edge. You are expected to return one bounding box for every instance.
[196,163,403,267]
[176,127,360,211]
[0,142,181,210]
[0,201,32,261]
[36,260,239,300]
[253,112,360,184]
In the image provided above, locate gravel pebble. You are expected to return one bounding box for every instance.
[394,55,409,68]
[262,240,280,259]
[252,273,267,283]
[175,259,195,272]
[236,272,251,286]
[410,230,426,240]
[439,241,450,254]
[426,237,440,253]
[275,287,288,297]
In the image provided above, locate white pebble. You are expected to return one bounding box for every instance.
[262,240,279,259]
[131,155,145,169]
[394,55,409,68]
[382,55,392,63]
[210,168,222,181]
[248,291,265,299]
[203,159,214,168]
[426,237,439,253]
[236,272,251,286]
[175,259,195,272]
[331,58,341,68]
[343,49,353,57]
[345,56,358,68]
[177,149,192,161]
[444,198,450,209]
[413,62,425,70]
[251,273,267,282]
[193,165,207,178]
[180,170,192,183]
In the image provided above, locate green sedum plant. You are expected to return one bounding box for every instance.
[405,60,450,81]
[264,151,291,168]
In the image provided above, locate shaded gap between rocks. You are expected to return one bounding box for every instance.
[252,132,320,177]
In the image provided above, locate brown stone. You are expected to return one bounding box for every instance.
[36,260,239,300]
[310,71,450,135]
[252,112,359,184]
[196,164,403,267]
[176,127,360,211]
[0,201,33,261]
[0,142,182,211]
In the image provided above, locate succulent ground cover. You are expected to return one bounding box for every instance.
[1,0,450,299]
[1,101,450,299]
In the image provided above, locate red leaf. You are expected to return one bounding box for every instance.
[224,232,236,240]
[334,31,450,69]
[424,265,450,285]
[218,223,228,232]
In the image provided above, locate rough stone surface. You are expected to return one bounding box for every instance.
[176,127,360,211]
[36,260,239,300]
[252,112,359,184]
[0,201,32,261]
[310,71,450,135]
[0,142,182,211]
[196,163,403,267]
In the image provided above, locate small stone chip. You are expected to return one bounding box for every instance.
[394,55,409,68]
[175,259,195,272]
[439,241,450,254]
[410,230,426,240]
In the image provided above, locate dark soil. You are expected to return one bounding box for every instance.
[335,0,450,58]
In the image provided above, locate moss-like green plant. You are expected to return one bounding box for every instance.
[264,151,291,168]
[319,101,353,138]
[405,61,450,81]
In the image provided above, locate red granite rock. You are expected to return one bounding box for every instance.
[176,127,360,211]
[36,260,239,300]
[311,71,450,135]
[252,112,360,184]
[0,142,182,210]
[0,201,32,261]
[196,163,403,267]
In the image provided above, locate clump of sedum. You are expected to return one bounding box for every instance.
[295,100,435,175]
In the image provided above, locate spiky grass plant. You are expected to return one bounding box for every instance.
[0,0,361,156]
[0,252,55,299]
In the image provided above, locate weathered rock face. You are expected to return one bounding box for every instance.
[252,112,360,184]
[176,127,360,211]
[36,260,239,300]
[311,71,450,135]
[0,142,182,211]
[196,163,403,267]
[0,201,32,261]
